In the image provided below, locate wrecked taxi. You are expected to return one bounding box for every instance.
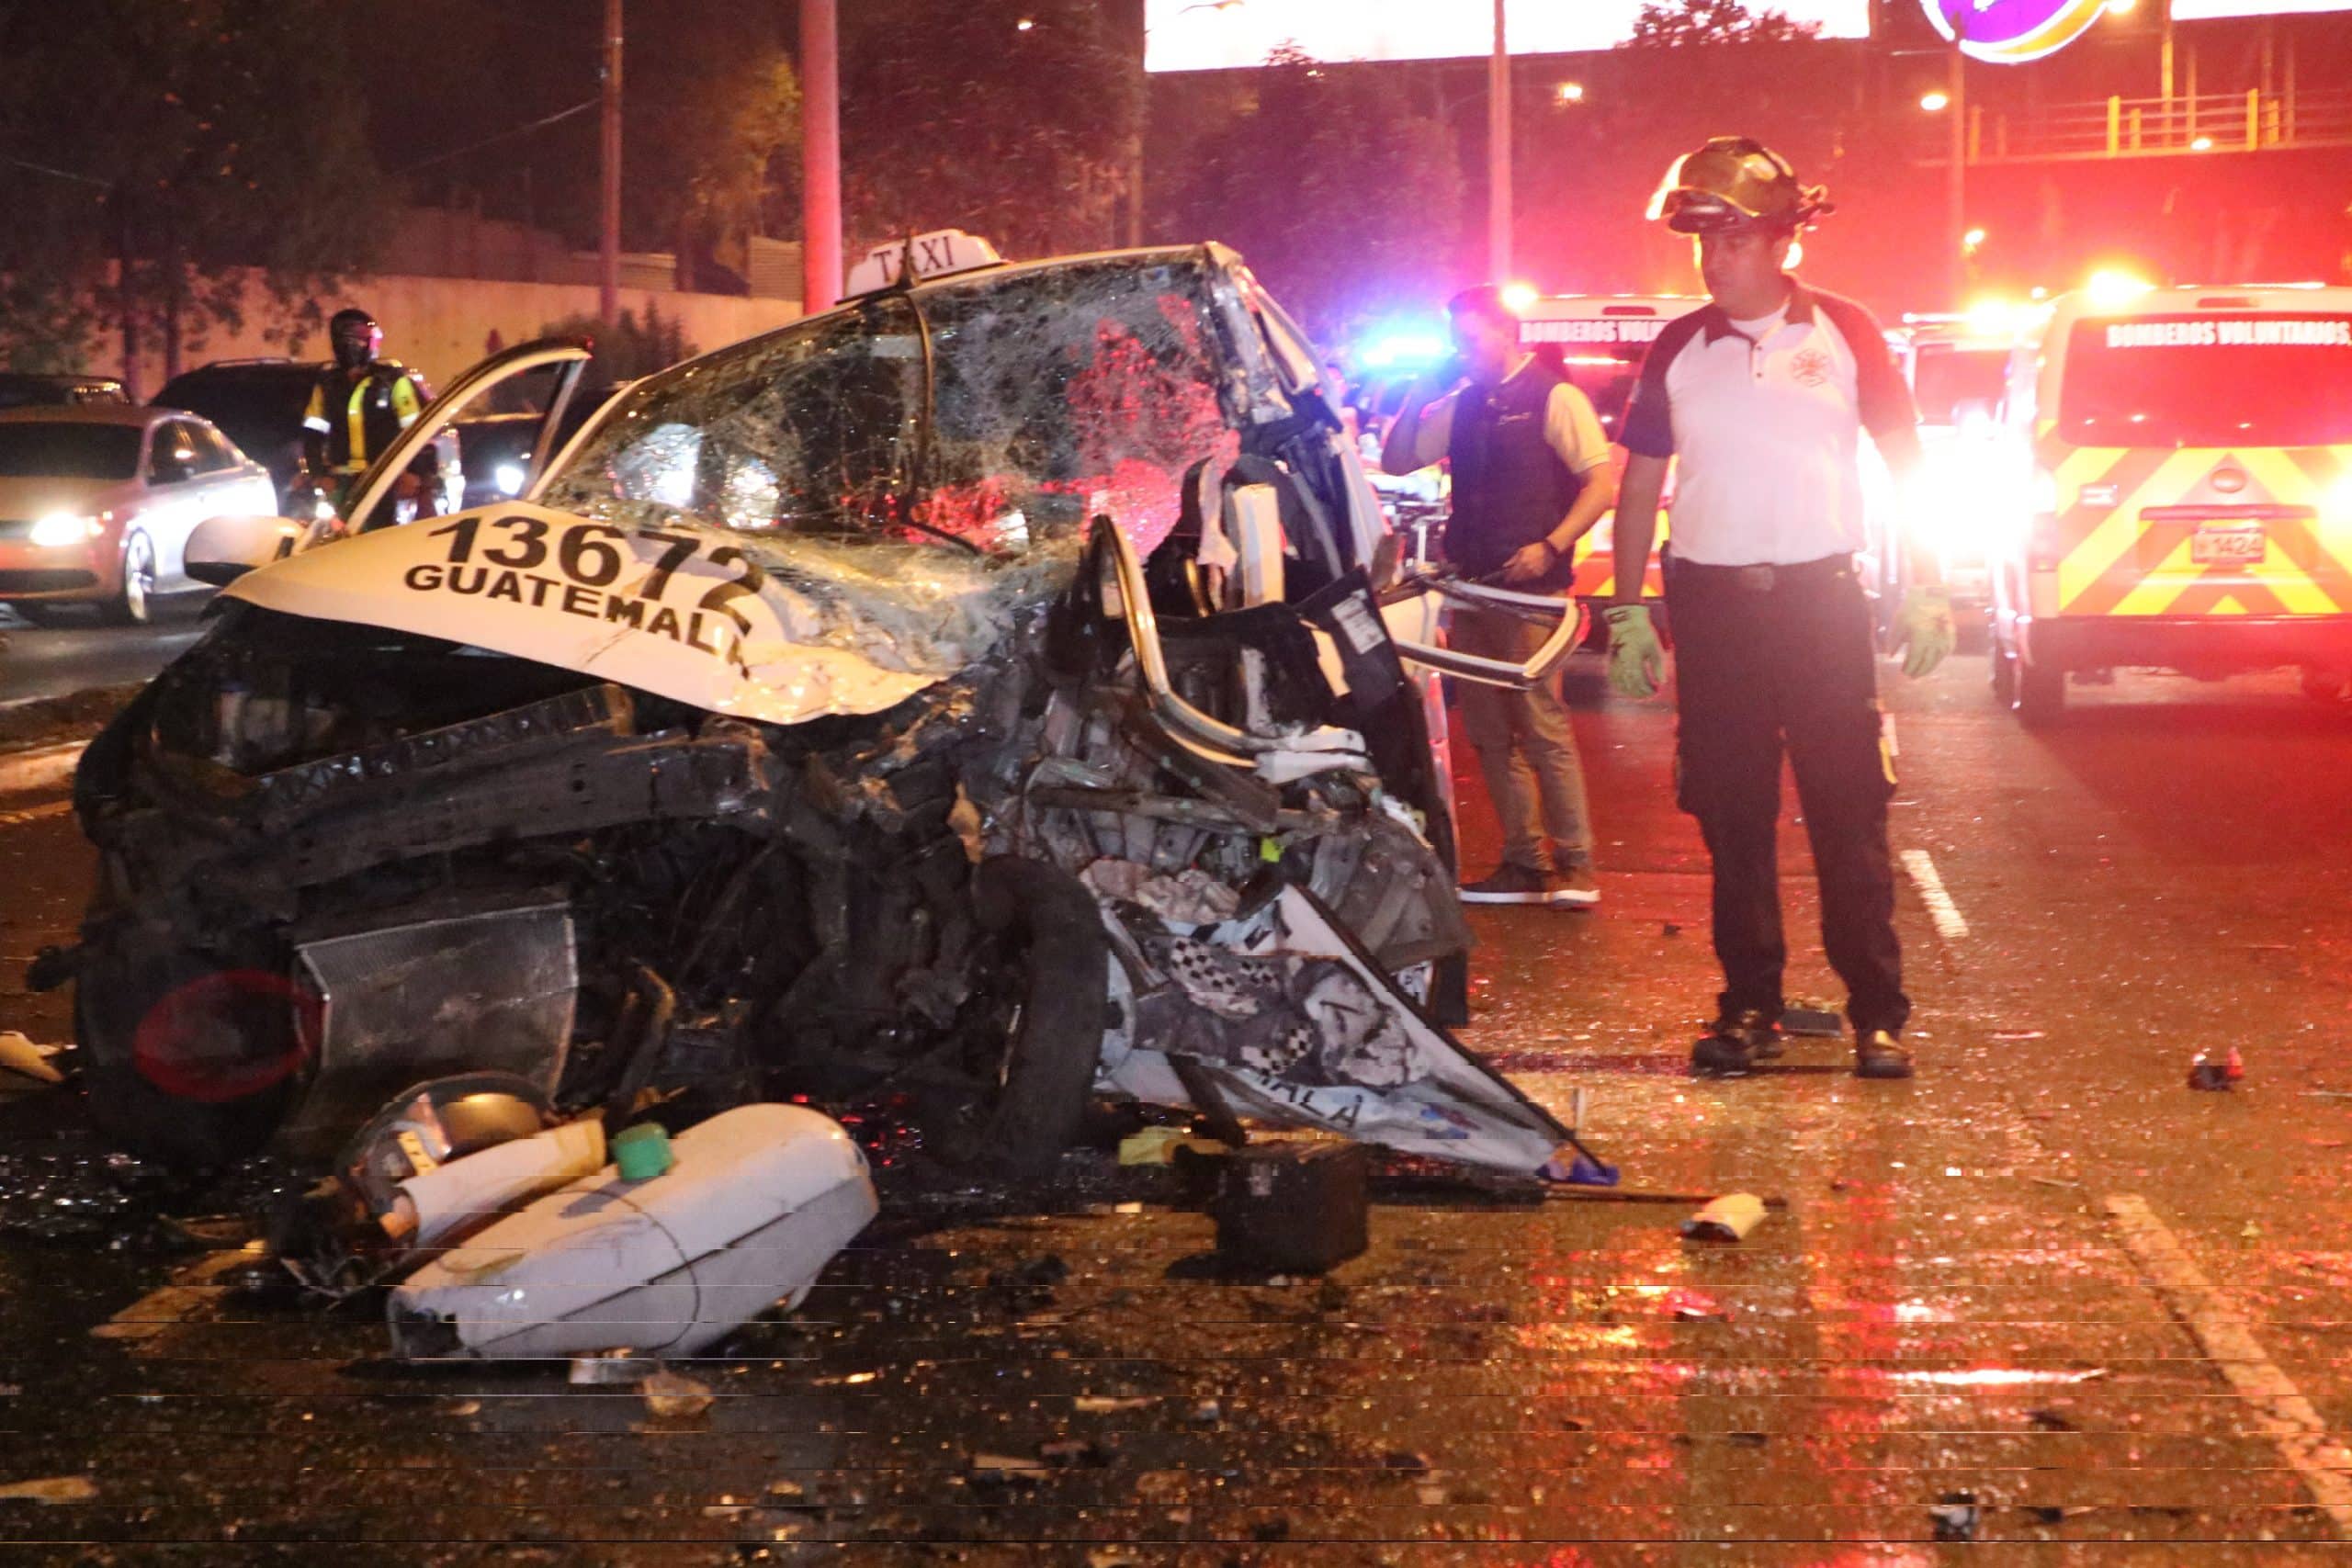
[51,238,1592,1182]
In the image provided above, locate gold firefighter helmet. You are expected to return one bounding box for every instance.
[1646,136,1832,234]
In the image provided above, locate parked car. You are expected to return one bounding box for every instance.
[0,373,130,411]
[0,406,277,625]
[153,357,463,513]
[150,359,322,506]
[59,237,1586,1188]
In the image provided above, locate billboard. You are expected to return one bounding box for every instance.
[1144,0,1869,73]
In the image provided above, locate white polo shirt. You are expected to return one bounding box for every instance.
[1620,281,1915,567]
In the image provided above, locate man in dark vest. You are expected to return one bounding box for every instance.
[1383,285,1618,907]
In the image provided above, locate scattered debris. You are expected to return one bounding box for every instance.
[1189,1399,1223,1425]
[1072,1395,1154,1416]
[1666,1289,1724,1321]
[1681,1193,1769,1244]
[386,1119,605,1246]
[1381,1450,1431,1475]
[967,1453,1049,1487]
[1117,1125,1224,1167]
[2188,1053,2236,1091]
[1929,1492,1981,1542]
[612,1122,674,1181]
[2027,1408,2077,1431]
[0,1032,63,1085]
[640,1370,715,1420]
[569,1352,657,1386]
[1212,1142,1368,1274]
[0,1475,96,1505]
[389,1103,876,1359]
[1779,1005,1841,1037]
[1992,1030,2047,1042]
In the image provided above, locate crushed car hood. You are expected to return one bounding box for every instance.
[225,500,1076,726]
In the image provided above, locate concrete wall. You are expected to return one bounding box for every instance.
[128,270,802,397]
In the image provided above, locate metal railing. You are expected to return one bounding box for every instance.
[1924,87,2352,164]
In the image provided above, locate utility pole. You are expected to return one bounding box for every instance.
[801,0,842,315]
[1487,0,1510,283]
[599,0,623,329]
[1946,10,1966,308]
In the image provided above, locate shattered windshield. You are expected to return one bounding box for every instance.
[537,254,1248,562]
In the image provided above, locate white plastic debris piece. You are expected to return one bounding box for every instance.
[0,1031,63,1085]
[395,1120,606,1245]
[0,1475,96,1504]
[1072,1395,1154,1415]
[388,1103,877,1359]
[1681,1193,1769,1244]
[569,1352,657,1385]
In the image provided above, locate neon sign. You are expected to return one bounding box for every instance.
[1920,0,2111,63]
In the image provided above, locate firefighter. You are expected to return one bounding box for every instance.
[301,307,440,517]
[1604,136,1955,1079]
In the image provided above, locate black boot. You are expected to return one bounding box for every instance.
[1855,1029,1914,1079]
[1692,1008,1782,1077]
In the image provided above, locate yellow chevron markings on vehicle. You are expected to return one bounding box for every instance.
[2056,448,2215,611]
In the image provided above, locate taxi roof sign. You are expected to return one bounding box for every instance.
[843,230,1004,299]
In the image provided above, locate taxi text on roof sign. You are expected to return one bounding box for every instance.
[843,230,1004,299]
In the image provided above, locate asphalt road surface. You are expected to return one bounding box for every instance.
[4,653,2352,1561]
[0,599,209,708]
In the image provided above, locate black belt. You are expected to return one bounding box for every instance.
[1668,554,1853,593]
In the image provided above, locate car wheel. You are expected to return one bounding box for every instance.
[936,856,1110,1177]
[100,531,156,626]
[73,920,306,1170]
[2015,658,2065,725]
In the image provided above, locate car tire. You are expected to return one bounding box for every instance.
[2015,658,2065,725]
[73,921,304,1170]
[946,856,1111,1177]
[100,531,156,627]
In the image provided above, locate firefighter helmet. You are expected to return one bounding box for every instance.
[328,307,382,371]
[1646,137,1831,234]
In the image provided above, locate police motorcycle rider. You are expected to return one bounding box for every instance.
[300,307,445,525]
[1603,136,1955,1081]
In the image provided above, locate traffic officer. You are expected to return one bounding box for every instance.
[1603,137,1955,1078]
[1384,285,1617,908]
[302,307,439,516]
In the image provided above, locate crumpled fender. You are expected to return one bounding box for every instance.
[225,502,959,727]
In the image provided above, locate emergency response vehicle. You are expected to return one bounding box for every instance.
[1513,294,1701,604]
[1989,283,2352,720]
[1897,310,2028,609]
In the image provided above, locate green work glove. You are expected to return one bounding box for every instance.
[1891,585,1956,679]
[1603,604,1665,699]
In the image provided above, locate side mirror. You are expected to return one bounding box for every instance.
[186,513,303,586]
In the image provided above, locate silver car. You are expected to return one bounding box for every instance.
[0,405,277,625]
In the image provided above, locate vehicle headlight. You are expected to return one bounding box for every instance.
[29,512,102,547]
[492,461,527,498]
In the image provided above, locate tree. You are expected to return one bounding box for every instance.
[1168,49,1464,341]
[366,0,800,289]
[0,0,389,381]
[838,0,1146,261]
[1625,0,1824,47]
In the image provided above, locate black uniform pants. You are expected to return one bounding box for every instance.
[1664,554,1909,1036]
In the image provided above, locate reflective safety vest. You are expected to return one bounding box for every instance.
[303,362,426,475]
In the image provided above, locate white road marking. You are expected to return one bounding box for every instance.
[2106,1193,2352,1534]
[0,740,85,797]
[1899,848,1969,942]
[91,1245,265,1350]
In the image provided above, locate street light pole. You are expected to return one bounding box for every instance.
[1946,13,1966,308]
[801,0,842,316]
[1488,0,1511,282]
[599,0,623,329]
